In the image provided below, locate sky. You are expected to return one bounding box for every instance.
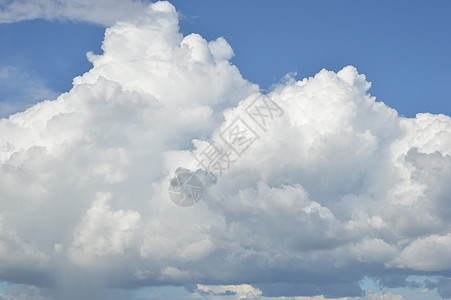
[1,1,450,117]
[0,1,450,300]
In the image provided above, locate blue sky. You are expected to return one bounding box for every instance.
[1,0,450,118]
[1,1,451,300]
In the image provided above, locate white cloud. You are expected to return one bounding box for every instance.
[0,1,450,299]
[184,284,404,300]
[0,216,50,271]
[197,283,262,299]
[393,233,451,271]
[363,291,403,300]
[68,192,141,266]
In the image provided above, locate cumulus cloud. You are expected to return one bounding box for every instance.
[197,283,263,298]
[393,233,451,271]
[163,284,404,300]
[0,1,450,300]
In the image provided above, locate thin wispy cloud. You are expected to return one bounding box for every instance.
[0,0,150,26]
[0,65,58,117]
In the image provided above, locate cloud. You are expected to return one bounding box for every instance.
[197,283,262,298]
[68,192,141,266]
[0,65,58,117]
[0,283,51,300]
[363,291,403,300]
[393,233,451,271]
[0,1,450,299]
[0,0,151,26]
[170,283,404,300]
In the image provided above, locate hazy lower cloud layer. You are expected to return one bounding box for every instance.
[0,1,450,300]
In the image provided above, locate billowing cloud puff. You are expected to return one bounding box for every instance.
[0,1,450,300]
